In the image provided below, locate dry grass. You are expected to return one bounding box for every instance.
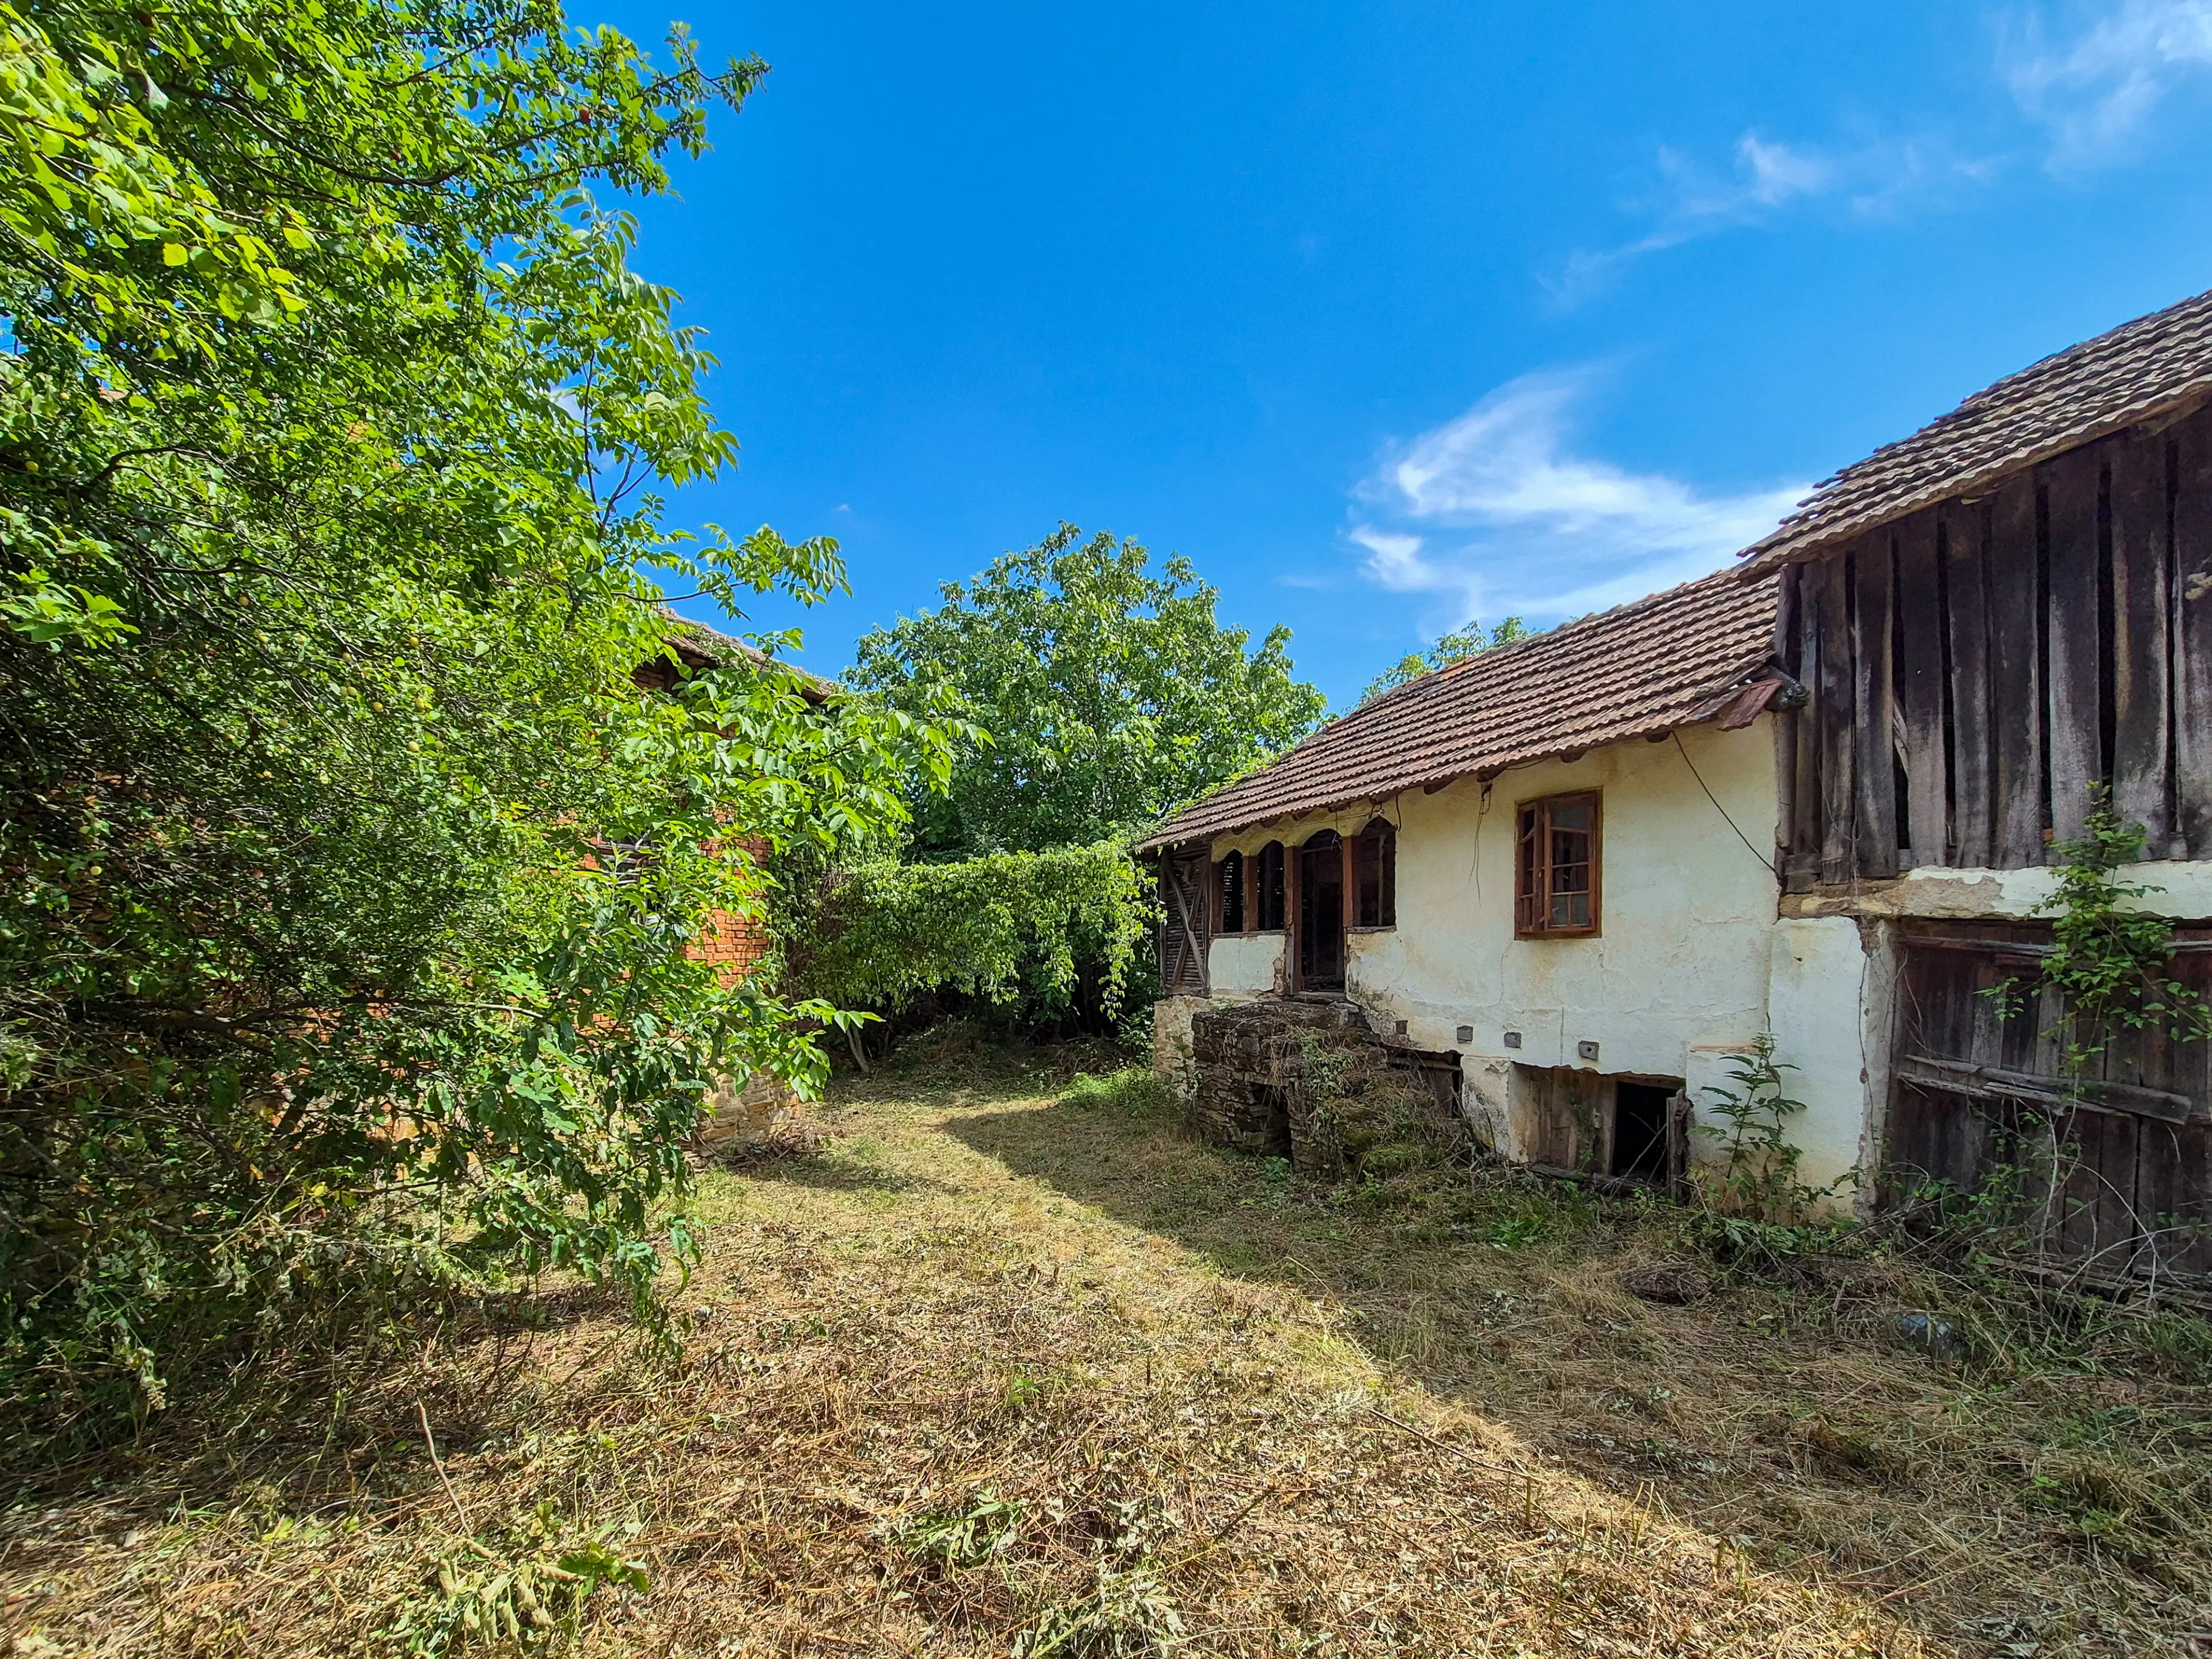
[5,1028,2211,1657]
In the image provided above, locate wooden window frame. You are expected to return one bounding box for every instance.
[1515,790,1602,938]
[1351,817,1397,930]
[1215,849,1247,935]
[1255,840,1287,931]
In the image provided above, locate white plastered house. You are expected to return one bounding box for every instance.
[1148,287,2212,1281]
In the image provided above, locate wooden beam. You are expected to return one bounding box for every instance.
[2175,405,2212,858]
[1893,508,1950,865]
[1816,550,1856,884]
[1894,1053,2202,1124]
[1943,501,1994,869]
[1341,830,1357,934]
[1851,534,1900,878]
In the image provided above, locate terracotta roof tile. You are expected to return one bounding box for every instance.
[661,613,836,701]
[1748,285,2212,568]
[1141,566,1779,850]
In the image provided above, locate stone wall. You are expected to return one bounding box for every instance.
[699,1067,801,1147]
[1188,998,1462,1178]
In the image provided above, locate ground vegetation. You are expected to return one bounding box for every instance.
[9,1035,2205,1657]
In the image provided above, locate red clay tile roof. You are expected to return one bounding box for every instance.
[1747,285,2212,569]
[661,614,836,702]
[1140,567,1781,850]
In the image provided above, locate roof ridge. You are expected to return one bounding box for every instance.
[1140,564,1779,849]
[1749,284,2212,564]
[1361,563,1747,711]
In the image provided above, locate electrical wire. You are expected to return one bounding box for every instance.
[1672,730,1777,877]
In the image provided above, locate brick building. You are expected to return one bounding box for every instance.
[634,616,834,1139]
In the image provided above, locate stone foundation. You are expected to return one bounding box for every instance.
[1188,997,1463,1178]
[699,1068,801,1147]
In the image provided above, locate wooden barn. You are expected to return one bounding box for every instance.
[1745,287,2212,1279]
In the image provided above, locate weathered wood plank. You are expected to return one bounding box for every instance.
[2173,406,2212,858]
[2044,446,2106,844]
[2056,1108,2139,1270]
[1876,1084,1946,1205]
[1851,536,1901,877]
[1816,552,1857,884]
[1783,565,1822,891]
[1988,474,2046,867]
[2108,430,2173,851]
[1891,1055,2200,1123]
[1893,509,1950,865]
[1772,565,1803,881]
[2135,1120,2212,1276]
[1794,571,1821,874]
[1944,502,1994,869]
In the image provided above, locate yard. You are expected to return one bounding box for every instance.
[5,1032,2210,1658]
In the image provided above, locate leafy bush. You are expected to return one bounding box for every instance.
[0,0,946,1422]
[783,842,1150,1033]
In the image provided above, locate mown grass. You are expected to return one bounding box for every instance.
[3,1027,2209,1657]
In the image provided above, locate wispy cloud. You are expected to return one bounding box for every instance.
[1550,130,1990,307]
[2005,0,2212,167]
[1348,369,1806,628]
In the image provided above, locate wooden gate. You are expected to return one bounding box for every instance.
[1158,849,1210,996]
[1883,919,2212,1280]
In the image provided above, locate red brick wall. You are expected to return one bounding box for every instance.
[693,906,771,986]
[692,836,773,987]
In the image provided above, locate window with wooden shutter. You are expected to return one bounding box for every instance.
[1515,791,1600,937]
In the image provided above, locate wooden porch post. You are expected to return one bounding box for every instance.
[1340,831,1358,931]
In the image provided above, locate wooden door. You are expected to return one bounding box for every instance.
[1296,833,1344,990]
[1159,850,1210,996]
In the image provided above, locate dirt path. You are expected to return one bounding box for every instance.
[4,1045,2206,1656]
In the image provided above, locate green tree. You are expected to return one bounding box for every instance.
[0,0,946,1416]
[847,524,1327,857]
[1360,616,1531,703]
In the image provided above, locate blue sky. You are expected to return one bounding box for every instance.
[595,0,2212,707]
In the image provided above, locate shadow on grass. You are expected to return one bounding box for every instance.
[739,1145,968,1198]
[940,1085,2212,1634]
[943,1092,1603,1378]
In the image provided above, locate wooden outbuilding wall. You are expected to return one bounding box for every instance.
[1776,403,2212,887]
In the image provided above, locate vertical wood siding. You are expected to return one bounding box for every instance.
[1781,407,2212,884]
[1883,921,2212,1277]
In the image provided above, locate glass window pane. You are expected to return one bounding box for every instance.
[1550,798,1591,834]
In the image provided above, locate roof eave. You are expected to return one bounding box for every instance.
[1741,380,2212,574]
[1136,673,1778,853]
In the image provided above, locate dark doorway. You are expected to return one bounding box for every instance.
[1297,832,1344,990]
[1612,1082,1672,1182]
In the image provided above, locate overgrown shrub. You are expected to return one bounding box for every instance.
[781,843,1152,1039]
[0,0,946,1426]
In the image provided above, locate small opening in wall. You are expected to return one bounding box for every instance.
[1612,1082,1672,1182]
[1259,1085,1292,1160]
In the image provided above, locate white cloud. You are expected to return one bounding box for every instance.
[1549,129,1993,306]
[1349,369,1806,630]
[2005,0,2212,167]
